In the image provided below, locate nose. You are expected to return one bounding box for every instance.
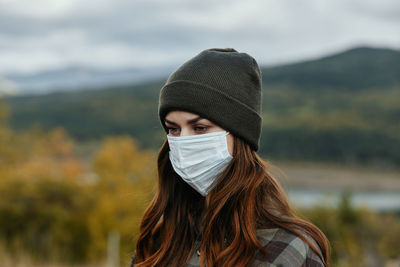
[180,127,192,137]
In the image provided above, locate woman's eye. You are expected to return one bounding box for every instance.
[194,126,208,132]
[168,127,180,135]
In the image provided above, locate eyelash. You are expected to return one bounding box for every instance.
[194,126,208,132]
[167,125,209,134]
[167,127,179,134]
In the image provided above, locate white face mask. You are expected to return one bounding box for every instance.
[167,131,233,196]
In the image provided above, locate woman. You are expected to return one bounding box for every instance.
[132,48,330,266]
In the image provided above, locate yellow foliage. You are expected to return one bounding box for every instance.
[0,115,157,264]
[301,195,400,266]
[87,135,156,262]
[92,136,154,183]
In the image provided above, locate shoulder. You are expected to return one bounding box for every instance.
[253,228,325,267]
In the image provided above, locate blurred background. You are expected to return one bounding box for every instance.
[0,0,399,266]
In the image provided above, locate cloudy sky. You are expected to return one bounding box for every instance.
[1,0,399,75]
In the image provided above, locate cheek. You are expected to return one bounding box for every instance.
[226,134,234,156]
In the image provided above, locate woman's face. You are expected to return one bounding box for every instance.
[165,110,234,155]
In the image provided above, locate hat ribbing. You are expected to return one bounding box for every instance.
[158,48,262,151]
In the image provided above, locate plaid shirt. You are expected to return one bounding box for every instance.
[131,228,325,266]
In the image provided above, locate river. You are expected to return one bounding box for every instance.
[288,188,400,212]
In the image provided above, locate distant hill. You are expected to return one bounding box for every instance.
[4,82,164,148]
[3,65,174,95]
[261,47,400,90]
[3,46,400,166]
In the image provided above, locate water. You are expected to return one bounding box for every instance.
[288,188,400,212]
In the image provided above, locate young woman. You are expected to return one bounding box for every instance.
[132,48,330,266]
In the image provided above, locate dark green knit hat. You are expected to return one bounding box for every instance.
[159,48,262,151]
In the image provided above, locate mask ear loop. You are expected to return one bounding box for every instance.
[224,132,234,158]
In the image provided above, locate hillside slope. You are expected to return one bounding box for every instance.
[261,47,400,90]
[4,46,400,166]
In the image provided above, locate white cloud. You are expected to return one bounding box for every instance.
[1,0,80,18]
[0,0,399,75]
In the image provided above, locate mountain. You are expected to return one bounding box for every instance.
[3,46,400,166]
[3,46,399,95]
[261,47,400,90]
[3,65,174,95]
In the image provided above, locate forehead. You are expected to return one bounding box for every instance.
[165,110,209,123]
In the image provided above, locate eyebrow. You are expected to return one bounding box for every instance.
[165,116,205,125]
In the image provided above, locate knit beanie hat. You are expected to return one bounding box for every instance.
[158,48,262,151]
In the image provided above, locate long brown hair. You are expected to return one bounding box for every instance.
[135,136,330,266]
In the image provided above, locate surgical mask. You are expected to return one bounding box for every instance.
[167,131,233,196]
